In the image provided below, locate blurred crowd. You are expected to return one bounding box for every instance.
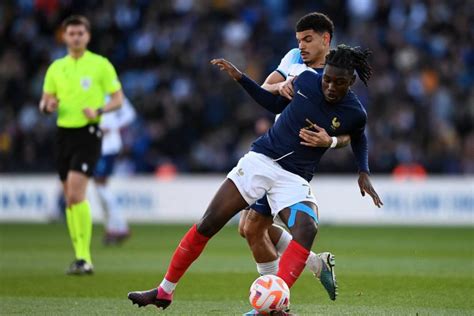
[0,0,472,175]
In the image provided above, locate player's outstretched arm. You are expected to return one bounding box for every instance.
[210,58,243,81]
[351,131,383,207]
[358,172,383,208]
[211,58,290,114]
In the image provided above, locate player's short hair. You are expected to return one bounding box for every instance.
[295,12,334,42]
[62,15,91,32]
[325,44,372,86]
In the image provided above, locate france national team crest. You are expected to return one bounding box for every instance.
[331,117,341,130]
[81,77,92,90]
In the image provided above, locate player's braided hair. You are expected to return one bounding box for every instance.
[325,44,372,86]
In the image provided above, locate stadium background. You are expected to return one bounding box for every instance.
[0,1,473,315]
[1,0,473,175]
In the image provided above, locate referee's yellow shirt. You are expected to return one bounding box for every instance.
[43,50,122,128]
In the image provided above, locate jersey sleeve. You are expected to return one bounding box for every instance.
[43,63,57,94]
[101,59,122,94]
[275,48,301,79]
[350,112,370,174]
[117,98,136,128]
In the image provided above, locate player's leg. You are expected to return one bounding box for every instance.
[276,203,337,300]
[66,171,94,270]
[63,180,82,271]
[65,125,102,274]
[94,154,129,245]
[128,178,249,309]
[243,209,279,275]
[268,222,325,277]
[56,132,84,274]
[276,202,317,287]
[238,208,249,238]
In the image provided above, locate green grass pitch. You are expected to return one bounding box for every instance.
[0,223,473,315]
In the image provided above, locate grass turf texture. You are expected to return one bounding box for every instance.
[0,224,473,315]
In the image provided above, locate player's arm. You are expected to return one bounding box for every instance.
[351,126,383,208]
[298,121,351,148]
[117,98,136,128]
[261,71,285,94]
[40,64,58,114]
[39,92,58,114]
[261,71,295,100]
[84,59,124,119]
[211,58,289,114]
[102,89,124,113]
[261,48,298,99]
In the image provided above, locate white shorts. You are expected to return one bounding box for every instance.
[227,151,318,215]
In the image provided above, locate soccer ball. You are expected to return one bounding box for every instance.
[249,275,290,314]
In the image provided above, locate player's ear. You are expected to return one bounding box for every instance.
[322,32,330,47]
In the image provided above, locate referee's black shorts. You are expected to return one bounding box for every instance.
[56,124,102,181]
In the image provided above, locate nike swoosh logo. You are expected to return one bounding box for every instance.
[255,202,264,206]
[297,90,308,99]
[178,245,190,252]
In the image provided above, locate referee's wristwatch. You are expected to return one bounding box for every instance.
[96,108,104,116]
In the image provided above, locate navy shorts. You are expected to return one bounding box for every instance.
[94,154,118,178]
[248,195,272,217]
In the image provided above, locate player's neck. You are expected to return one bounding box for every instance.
[307,60,325,68]
[68,49,86,60]
[307,50,329,68]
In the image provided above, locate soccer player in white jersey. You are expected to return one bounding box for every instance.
[94,97,136,245]
[238,12,382,304]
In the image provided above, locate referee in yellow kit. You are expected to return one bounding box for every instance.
[40,15,123,275]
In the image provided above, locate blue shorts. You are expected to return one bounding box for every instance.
[94,154,117,178]
[248,195,272,217]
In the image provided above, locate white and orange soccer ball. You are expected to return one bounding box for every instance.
[249,275,290,314]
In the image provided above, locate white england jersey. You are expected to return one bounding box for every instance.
[274,48,318,121]
[100,97,136,155]
[276,48,318,79]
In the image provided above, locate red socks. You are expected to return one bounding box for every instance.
[277,240,310,288]
[164,224,210,283]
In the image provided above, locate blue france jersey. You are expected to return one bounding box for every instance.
[251,71,367,182]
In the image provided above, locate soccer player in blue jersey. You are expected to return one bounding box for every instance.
[128,45,382,312]
[238,12,382,303]
[239,11,346,298]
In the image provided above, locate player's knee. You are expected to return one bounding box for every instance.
[243,213,268,242]
[196,210,223,238]
[66,192,84,206]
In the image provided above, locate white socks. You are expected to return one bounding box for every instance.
[159,278,176,294]
[305,251,323,277]
[256,258,279,275]
[275,226,292,256]
[96,184,129,233]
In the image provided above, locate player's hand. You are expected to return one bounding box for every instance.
[358,172,383,208]
[278,77,295,100]
[83,107,98,120]
[210,58,243,81]
[299,123,332,147]
[39,97,58,114]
